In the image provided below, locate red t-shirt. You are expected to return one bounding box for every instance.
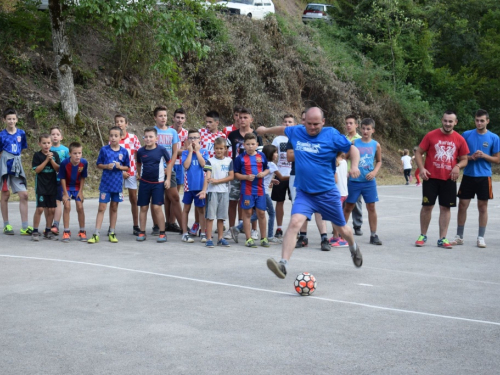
[419,129,469,181]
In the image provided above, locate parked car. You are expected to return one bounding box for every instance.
[216,0,275,20]
[302,3,334,24]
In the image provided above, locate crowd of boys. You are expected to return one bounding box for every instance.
[1,106,498,279]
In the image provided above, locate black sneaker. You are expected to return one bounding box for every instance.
[267,258,287,279]
[354,227,363,236]
[321,238,331,251]
[370,234,382,245]
[167,222,182,233]
[133,226,140,236]
[295,236,308,248]
[43,231,57,241]
[151,225,160,236]
[275,228,283,238]
[350,244,363,267]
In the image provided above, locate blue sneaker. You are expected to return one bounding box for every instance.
[136,232,146,241]
[217,238,230,247]
[157,233,167,243]
[205,239,215,248]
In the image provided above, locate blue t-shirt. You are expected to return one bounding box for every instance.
[181,149,209,191]
[58,158,88,190]
[137,146,171,183]
[96,145,130,193]
[350,138,378,182]
[233,151,269,196]
[462,130,500,177]
[0,129,27,156]
[155,126,180,160]
[51,145,70,182]
[285,126,351,193]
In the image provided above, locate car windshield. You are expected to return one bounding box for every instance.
[306,4,324,11]
[229,0,253,4]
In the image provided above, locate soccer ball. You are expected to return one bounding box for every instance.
[294,272,317,296]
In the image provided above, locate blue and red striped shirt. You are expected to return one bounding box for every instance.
[58,158,88,190]
[234,151,268,196]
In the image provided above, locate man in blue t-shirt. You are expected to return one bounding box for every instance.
[453,109,500,248]
[257,107,363,279]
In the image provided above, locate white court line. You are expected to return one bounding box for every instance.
[358,283,374,287]
[2,254,500,327]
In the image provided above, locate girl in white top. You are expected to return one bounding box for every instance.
[401,149,412,185]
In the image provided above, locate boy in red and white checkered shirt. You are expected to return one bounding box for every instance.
[114,114,141,235]
[200,110,229,158]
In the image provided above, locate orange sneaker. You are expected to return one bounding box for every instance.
[78,230,87,242]
[62,231,71,243]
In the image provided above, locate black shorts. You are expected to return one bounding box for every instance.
[457,175,493,201]
[271,179,291,202]
[36,194,57,208]
[422,178,457,207]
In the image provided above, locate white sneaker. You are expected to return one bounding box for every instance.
[477,237,486,248]
[452,235,464,245]
[251,229,259,240]
[268,237,283,244]
[182,233,194,243]
[223,229,233,240]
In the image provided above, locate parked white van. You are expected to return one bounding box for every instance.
[216,0,275,19]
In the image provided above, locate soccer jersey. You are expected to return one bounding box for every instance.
[227,130,263,161]
[0,128,27,156]
[32,151,60,196]
[182,148,209,191]
[96,145,130,193]
[175,128,189,165]
[155,126,180,161]
[51,144,70,182]
[58,157,88,190]
[234,151,268,196]
[285,126,351,194]
[419,129,470,181]
[137,146,171,182]
[272,135,291,177]
[118,132,141,176]
[204,156,233,193]
[199,128,230,158]
[223,124,237,137]
[264,161,279,194]
[350,139,378,182]
[462,129,500,177]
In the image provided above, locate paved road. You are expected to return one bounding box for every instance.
[1,184,500,374]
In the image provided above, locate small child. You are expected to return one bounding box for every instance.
[58,142,88,243]
[114,114,142,235]
[181,129,209,243]
[135,127,170,243]
[49,126,69,235]
[233,133,270,248]
[88,126,130,244]
[401,149,412,185]
[31,134,60,241]
[344,118,382,245]
[198,137,234,247]
[0,108,32,236]
[331,152,349,247]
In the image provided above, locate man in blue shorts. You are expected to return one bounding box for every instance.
[257,107,362,279]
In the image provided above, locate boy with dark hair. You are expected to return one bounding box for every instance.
[88,126,130,244]
[223,105,242,138]
[31,134,60,241]
[171,108,189,193]
[59,142,88,243]
[345,114,363,236]
[234,132,270,248]
[0,108,32,236]
[49,126,69,235]
[343,118,383,245]
[136,127,170,243]
[114,113,141,235]
[181,129,209,243]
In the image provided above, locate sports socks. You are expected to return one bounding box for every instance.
[109,228,115,234]
[457,225,465,238]
[478,226,486,238]
[3,221,9,227]
[22,221,29,229]
[320,233,327,242]
[53,220,59,227]
[349,242,358,252]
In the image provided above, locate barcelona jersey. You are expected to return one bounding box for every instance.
[234,151,268,196]
[58,158,88,190]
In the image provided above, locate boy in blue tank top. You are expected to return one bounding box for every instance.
[344,118,383,245]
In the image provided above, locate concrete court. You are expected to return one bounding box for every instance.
[1,183,500,375]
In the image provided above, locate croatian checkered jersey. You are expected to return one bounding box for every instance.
[199,128,229,158]
[118,133,141,176]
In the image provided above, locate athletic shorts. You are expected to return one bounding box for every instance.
[458,175,493,201]
[170,170,178,189]
[56,183,63,201]
[292,188,345,227]
[173,164,184,186]
[137,181,164,206]
[229,179,241,201]
[36,194,57,208]
[271,179,291,202]
[182,190,205,207]
[124,175,138,190]
[99,191,123,204]
[346,180,379,204]
[422,178,456,207]
[240,194,266,211]
[205,192,229,220]
[1,175,27,193]
[64,189,82,202]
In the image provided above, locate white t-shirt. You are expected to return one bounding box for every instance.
[204,156,233,193]
[336,159,348,197]
[401,155,412,169]
[272,135,291,177]
[264,162,279,194]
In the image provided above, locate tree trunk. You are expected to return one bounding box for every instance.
[49,0,78,125]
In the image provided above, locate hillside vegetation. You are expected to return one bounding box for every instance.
[0,0,499,193]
